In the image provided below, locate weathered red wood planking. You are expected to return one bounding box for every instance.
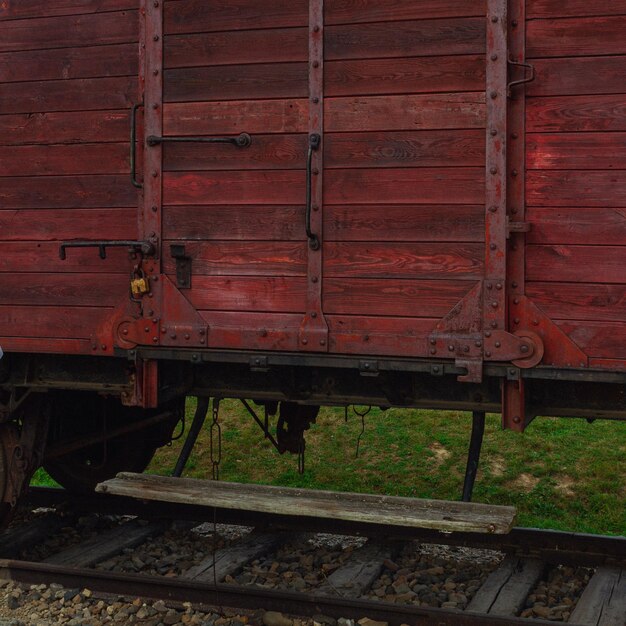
[164,55,484,103]
[163,0,485,35]
[325,55,485,98]
[163,169,484,206]
[323,243,484,279]
[160,241,483,280]
[526,245,626,284]
[0,176,138,209]
[526,133,626,170]
[325,0,486,24]
[184,277,307,313]
[163,171,305,205]
[0,143,129,177]
[164,100,308,136]
[0,10,137,52]
[526,95,626,134]
[526,16,626,58]
[163,205,484,243]
[162,241,308,276]
[0,111,132,146]
[325,130,484,168]
[0,43,137,83]
[165,28,308,69]
[324,205,485,242]
[0,244,129,273]
[325,18,485,60]
[527,171,626,207]
[555,322,626,359]
[164,0,308,34]
[527,208,626,245]
[163,94,485,137]
[0,306,112,339]
[0,275,126,307]
[527,283,626,323]
[177,276,474,319]
[326,93,485,131]
[526,0,626,18]
[324,279,476,318]
[0,0,137,20]
[527,57,626,97]
[163,206,305,241]
[164,63,307,102]
[0,77,138,115]
[0,338,93,354]
[164,18,484,68]
[0,209,137,241]
[324,169,484,205]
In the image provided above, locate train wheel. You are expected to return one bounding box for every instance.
[44,393,183,493]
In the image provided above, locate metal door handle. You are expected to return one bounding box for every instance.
[306,133,321,250]
[130,103,143,189]
[146,132,252,147]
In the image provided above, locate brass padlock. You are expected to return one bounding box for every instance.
[130,269,150,297]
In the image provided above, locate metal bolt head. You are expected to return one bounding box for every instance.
[520,344,530,354]
[490,90,498,99]
[302,338,308,345]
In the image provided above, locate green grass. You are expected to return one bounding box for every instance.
[32,398,625,535]
[145,399,625,536]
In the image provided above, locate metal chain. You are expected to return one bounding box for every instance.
[209,398,222,480]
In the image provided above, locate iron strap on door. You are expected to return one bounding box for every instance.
[299,0,329,352]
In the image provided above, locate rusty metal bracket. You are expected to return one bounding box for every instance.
[506,216,531,238]
[59,240,156,260]
[507,60,535,97]
[170,245,192,289]
[510,296,588,368]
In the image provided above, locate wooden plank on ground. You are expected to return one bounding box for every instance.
[0,514,68,558]
[467,557,545,616]
[44,520,167,568]
[569,566,625,626]
[318,540,401,597]
[96,474,517,534]
[185,532,291,582]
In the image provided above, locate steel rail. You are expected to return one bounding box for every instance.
[24,487,626,568]
[0,559,560,626]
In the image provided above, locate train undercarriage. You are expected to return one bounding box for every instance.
[0,351,623,527]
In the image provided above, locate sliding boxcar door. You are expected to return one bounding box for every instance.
[159,1,310,352]
[322,2,487,359]
[158,0,488,359]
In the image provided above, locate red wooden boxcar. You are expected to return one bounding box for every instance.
[0,0,624,516]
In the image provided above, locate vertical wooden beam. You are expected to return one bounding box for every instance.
[136,0,164,407]
[484,0,509,347]
[299,0,329,352]
[503,0,528,431]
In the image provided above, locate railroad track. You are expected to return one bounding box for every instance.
[0,487,624,626]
